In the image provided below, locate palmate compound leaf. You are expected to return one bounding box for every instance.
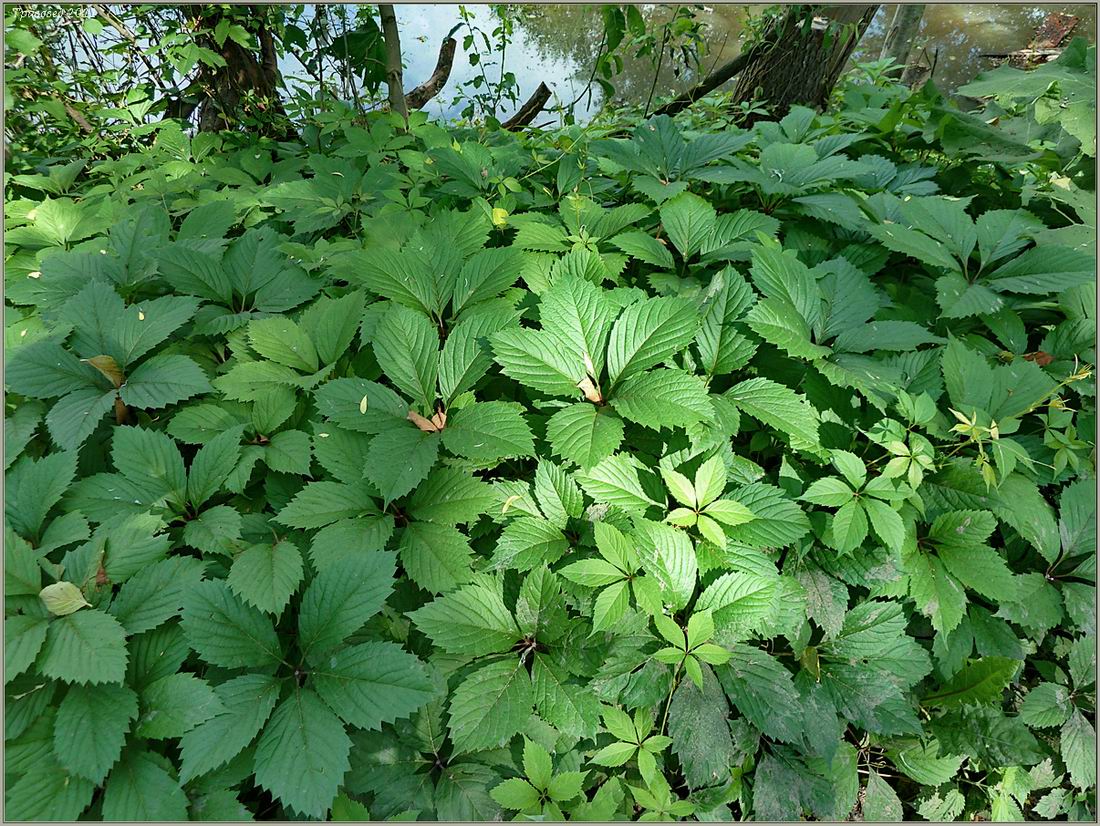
[311,641,435,731]
[253,688,353,818]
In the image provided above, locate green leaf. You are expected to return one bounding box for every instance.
[110,425,186,505]
[39,610,129,685]
[660,191,715,259]
[101,749,189,821]
[407,466,494,525]
[5,339,99,399]
[592,580,631,632]
[539,273,618,378]
[907,552,966,634]
[5,614,48,680]
[491,778,541,811]
[451,247,525,313]
[492,327,585,397]
[180,579,282,669]
[1019,682,1073,729]
[276,480,378,529]
[715,644,801,743]
[863,499,906,553]
[633,519,697,611]
[227,540,305,615]
[5,760,94,820]
[611,368,711,429]
[546,403,624,469]
[265,429,313,474]
[365,427,440,504]
[744,296,831,360]
[398,521,474,594]
[312,641,434,730]
[254,689,352,818]
[187,425,245,507]
[862,771,903,821]
[5,449,77,538]
[609,230,675,269]
[179,674,282,783]
[442,401,534,462]
[491,517,570,571]
[923,657,1019,708]
[136,673,224,739]
[448,658,533,754]
[119,354,212,409]
[298,553,394,662]
[108,555,205,635]
[576,453,662,513]
[54,683,138,783]
[1061,710,1096,790]
[832,500,869,553]
[725,377,822,454]
[606,296,697,386]
[696,573,779,642]
[408,581,521,656]
[249,316,319,372]
[668,664,735,788]
[299,290,365,365]
[372,304,439,408]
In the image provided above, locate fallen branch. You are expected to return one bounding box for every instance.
[405,37,456,110]
[503,82,552,130]
[653,49,758,117]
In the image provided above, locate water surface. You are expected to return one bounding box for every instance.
[302,4,1096,123]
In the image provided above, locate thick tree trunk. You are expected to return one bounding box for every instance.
[730,4,879,123]
[185,6,291,137]
[881,4,925,80]
[378,4,408,122]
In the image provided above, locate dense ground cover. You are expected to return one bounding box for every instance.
[3,38,1097,821]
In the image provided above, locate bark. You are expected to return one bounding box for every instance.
[378,4,408,122]
[185,6,292,137]
[502,82,552,130]
[730,4,880,123]
[405,37,457,110]
[880,4,925,81]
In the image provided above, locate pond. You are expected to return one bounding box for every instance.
[325,4,1096,123]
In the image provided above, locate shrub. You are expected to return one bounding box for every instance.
[4,51,1096,821]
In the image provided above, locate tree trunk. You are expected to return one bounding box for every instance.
[730,4,879,123]
[185,6,291,137]
[880,4,925,78]
[378,4,408,122]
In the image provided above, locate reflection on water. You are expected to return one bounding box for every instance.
[372,4,1097,122]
